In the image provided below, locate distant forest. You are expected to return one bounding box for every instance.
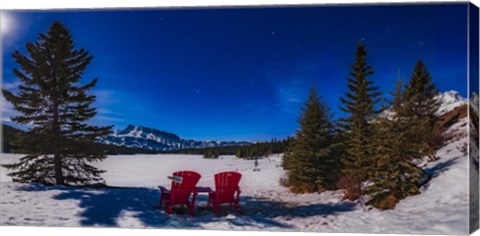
[166,138,293,159]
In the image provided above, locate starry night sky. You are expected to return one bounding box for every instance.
[1,3,470,141]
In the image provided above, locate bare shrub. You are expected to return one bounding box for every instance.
[290,185,316,194]
[458,142,468,156]
[443,129,467,144]
[336,174,362,201]
[369,192,399,210]
[278,176,289,187]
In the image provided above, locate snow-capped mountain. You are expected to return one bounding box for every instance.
[98,124,251,151]
[435,90,468,115]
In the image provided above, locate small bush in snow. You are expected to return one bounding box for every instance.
[336,174,362,201]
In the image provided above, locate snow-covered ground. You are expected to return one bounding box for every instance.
[0,118,474,234]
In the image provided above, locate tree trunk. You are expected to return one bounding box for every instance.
[54,152,64,185]
[53,97,64,185]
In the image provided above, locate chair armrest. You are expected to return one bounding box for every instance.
[158,186,169,193]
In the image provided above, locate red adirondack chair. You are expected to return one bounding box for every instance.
[158,171,201,215]
[208,171,242,215]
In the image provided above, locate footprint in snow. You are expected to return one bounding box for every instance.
[231,219,246,226]
[24,217,44,222]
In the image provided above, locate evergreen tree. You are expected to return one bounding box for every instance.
[1,22,112,185]
[203,149,220,159]
[366,80,425,209]
[235,148,243,158]
[283,88,340,193]
[339,43,382,181]
[402,60,441,158]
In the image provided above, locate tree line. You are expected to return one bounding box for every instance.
[234,138,292,159]
[282,44,441,209]
[165,138,292,159]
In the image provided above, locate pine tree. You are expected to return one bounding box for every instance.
[402,60,441,158]
[366,80,425,209]
[283,88,340,193]
[1,22,112,185]
[339,43,382,181]
[235,148,243,158]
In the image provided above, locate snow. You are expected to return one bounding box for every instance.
[435,90,468,116]
[470,91,480,230]
[0,117,475,234]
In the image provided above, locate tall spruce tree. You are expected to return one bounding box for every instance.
[283,88,340,193]
[402,60,441,158]
[2,22,112,185]
[366,80,425,209]
[339,43,382,181]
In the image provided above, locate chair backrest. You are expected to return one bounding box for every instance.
[170,171,201,205]
[214,171,242,204]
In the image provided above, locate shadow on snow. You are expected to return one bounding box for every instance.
[16,184,357,229]
[424,156,461,178]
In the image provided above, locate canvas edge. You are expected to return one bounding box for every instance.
[469,1,480,234]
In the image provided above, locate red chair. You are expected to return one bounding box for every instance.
[208,171,242,215]
[158,171,201,216]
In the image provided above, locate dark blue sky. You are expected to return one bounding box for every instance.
[1,3,470,141]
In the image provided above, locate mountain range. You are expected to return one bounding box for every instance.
[97,125,251,151]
